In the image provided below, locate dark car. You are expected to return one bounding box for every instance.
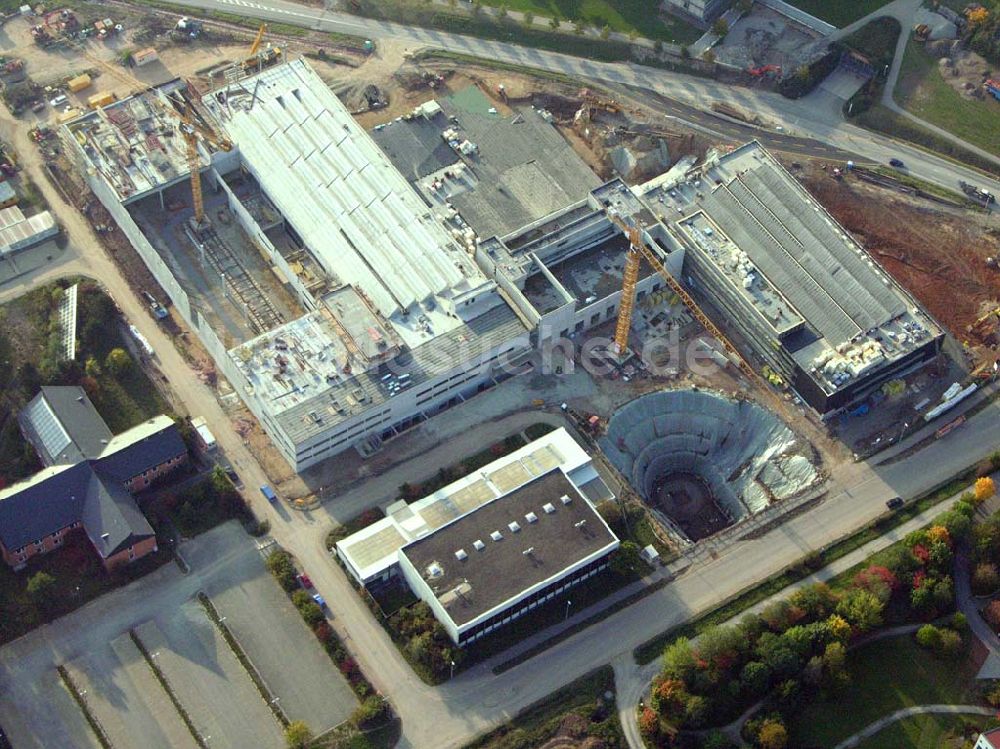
[889,158,905,169]
[224,467,242,488]
[886,496,904,510]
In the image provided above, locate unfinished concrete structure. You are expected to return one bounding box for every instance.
[634,143,944,413]
[65,56,943,474]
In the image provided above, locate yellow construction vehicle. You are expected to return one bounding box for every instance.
[242,23,281,72]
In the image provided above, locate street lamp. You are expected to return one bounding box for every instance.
[565,599,572,621]
[450,660,456,680]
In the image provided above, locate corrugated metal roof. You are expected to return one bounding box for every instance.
[214,60,484,318]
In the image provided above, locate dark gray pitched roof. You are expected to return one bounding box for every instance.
[81,471,154,557]
[19,386,113,466]
[94,421,185,482]
[0,462,90,551]
[370,111,459,182]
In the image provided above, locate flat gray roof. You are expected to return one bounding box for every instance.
[400,468,617,628]
[271,302,527,445]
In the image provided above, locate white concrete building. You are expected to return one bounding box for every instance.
[336,427,619,645]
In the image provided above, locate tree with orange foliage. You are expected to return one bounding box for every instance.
[967,6,990,26]
[975,476,995,504]
[927,525,952,547]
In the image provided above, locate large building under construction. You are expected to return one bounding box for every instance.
[64,58,942,471]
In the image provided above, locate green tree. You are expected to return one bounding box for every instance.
[284,720,312,749]
[548,15,559,30]
[266,550,298,591]
[683,693,708,728]
[662,637,696,683]
[937,628,962,657]
[84,356,102,378]
[573,20,585,35]
[104,347,132,375]
[496,3,507,19]
[836,589,884,632]
[352,695,388,727]
[654,39,664,54]
[471,0,482,15]
[522,11,533,26]
[610,540,642,576]
[916,624,942,650]
[600,24,611,40]
[26,571,56,608]
[712,18,729,36]
[790,583,838,620]
[739,660,771,696]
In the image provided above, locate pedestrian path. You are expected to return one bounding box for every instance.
[833,704,995,749]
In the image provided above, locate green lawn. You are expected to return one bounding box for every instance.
[474,0,702,43]
[857,713,997,749]
[789,635,981,747]
[839,16,900,69]
[895,38,1000,158]
[784,0,896,28]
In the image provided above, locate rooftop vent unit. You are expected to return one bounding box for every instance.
[574,519,587,529]
[522,547,535,556]
[560,494,572,505]
[426,562,444,578]
[490,530,503,542]
[508,521,521,533]
[455,549,468,561]
[473,539,485,551]
[525,512,538,523]
[542,503,556,514]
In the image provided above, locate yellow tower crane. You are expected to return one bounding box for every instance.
[608,212,757,383]
[66,43,232,224]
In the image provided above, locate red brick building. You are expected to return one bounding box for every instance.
[0,387,187,571]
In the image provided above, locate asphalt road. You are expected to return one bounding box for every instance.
[3,7,1000,747]
[155,0,1000,197]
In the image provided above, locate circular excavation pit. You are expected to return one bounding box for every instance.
[600,389,821,542]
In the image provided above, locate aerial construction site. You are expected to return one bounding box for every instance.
[49,25,968,547]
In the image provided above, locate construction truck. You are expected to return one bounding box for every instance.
[959,180,995,204]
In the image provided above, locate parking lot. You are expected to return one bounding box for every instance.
[0,523,354,748]
[134,602,285,749]
[204,562,357,731]
[63,634,199,749]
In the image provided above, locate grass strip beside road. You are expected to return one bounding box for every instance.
[56,665,113,749]
[852,104,1000,178]
[633,467,978,664]
[129,629,208,749]
[463,666,622,749]
[197,592,289,727]
[492,578,670,675]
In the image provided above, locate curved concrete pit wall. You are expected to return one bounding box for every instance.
[600,389,820,539]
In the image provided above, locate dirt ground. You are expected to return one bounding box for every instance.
[801,169,1000,354]
[926,43,997,101]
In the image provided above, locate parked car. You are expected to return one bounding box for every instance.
[889,158,905,169]
[260,484,278,504]
[312,593,327,609]
[886,496,904,510]
[225,468,242,488]
[49,94,67,108]
[297,573,313,589]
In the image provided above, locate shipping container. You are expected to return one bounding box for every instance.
[87,91,115,109]
[133,47,158,67]
[66,73,91,92]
